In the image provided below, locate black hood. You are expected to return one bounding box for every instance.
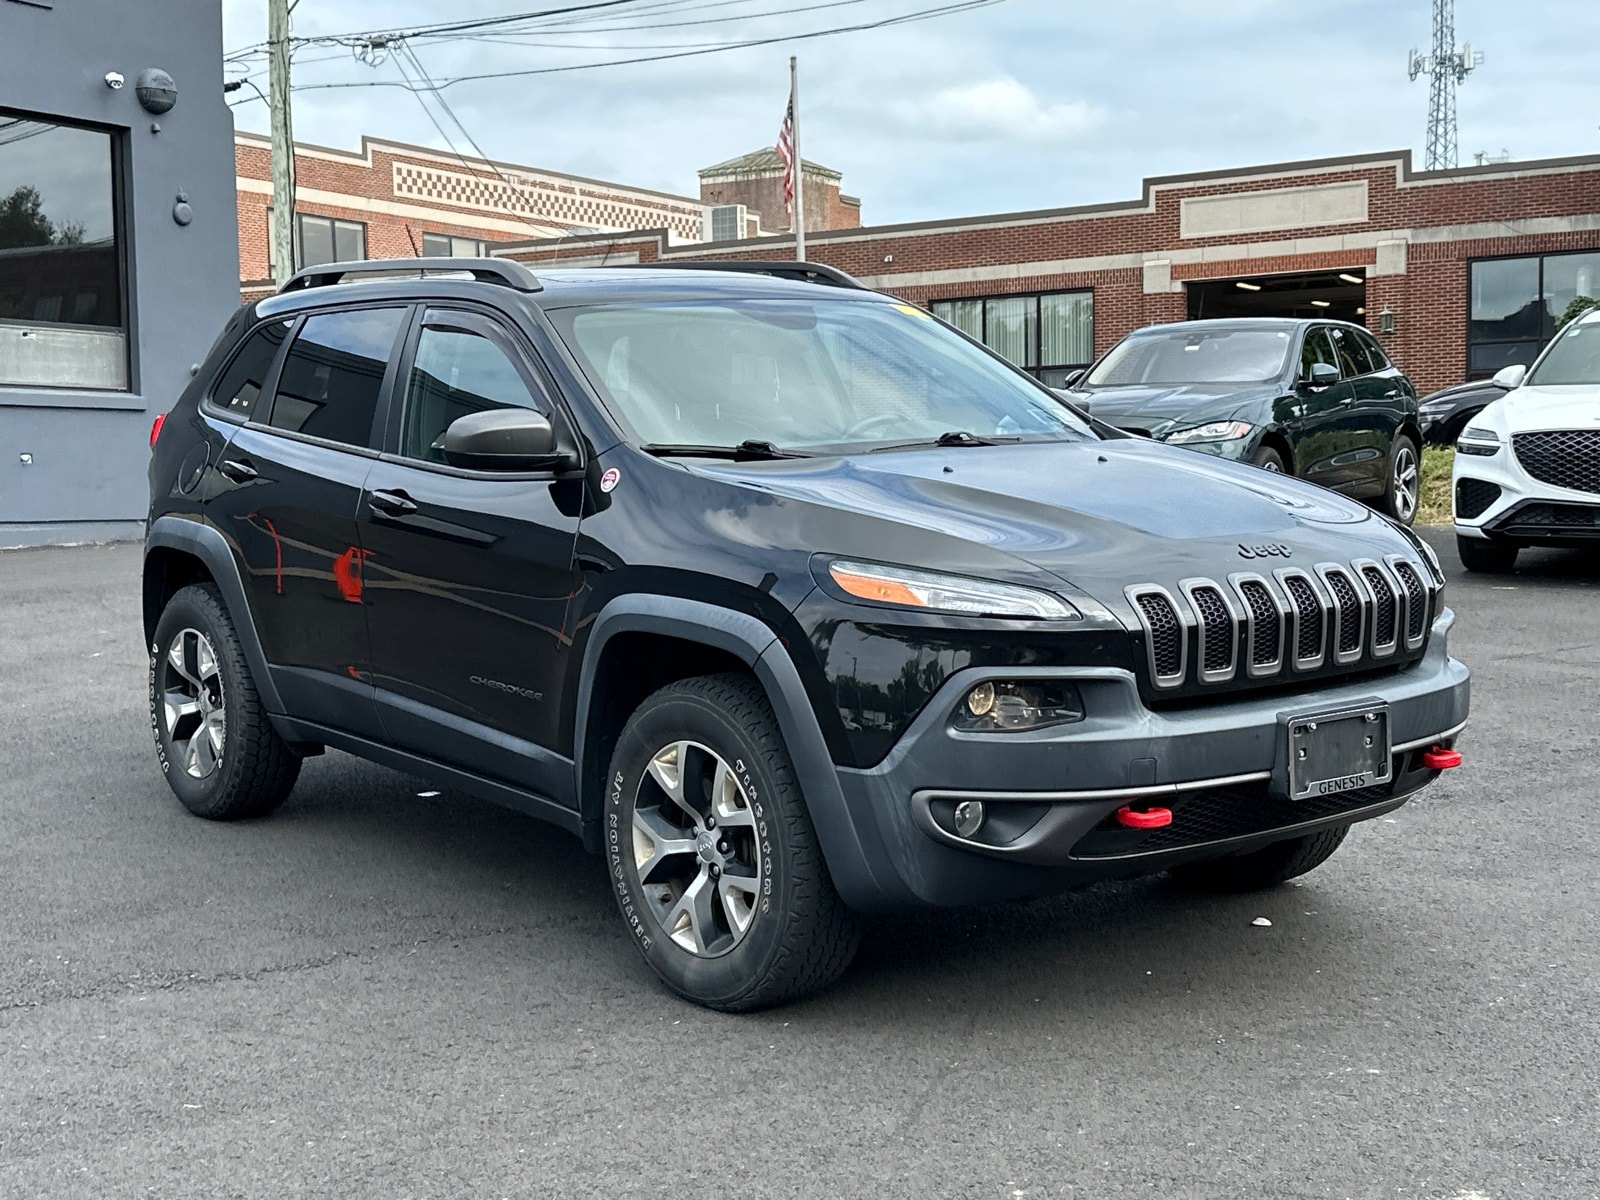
[682,437,1408,606]
[1070,382,1279,436]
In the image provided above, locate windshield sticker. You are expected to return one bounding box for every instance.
[600,467,621,493]
[895,304,932,319]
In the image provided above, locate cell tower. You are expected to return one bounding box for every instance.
[1408,0,1483,170]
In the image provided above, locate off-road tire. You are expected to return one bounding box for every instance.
[605,672,861,1011]
[1167,824,1350,893]
[1456,535,1519,574]
[150,583,300,820]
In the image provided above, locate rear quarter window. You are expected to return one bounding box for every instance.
[207,320,291,420]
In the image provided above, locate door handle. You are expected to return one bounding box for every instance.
[368,489,418,517]
[1382,390,1402,399]
[219,458,258,483]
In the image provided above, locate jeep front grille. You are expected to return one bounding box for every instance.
[1513,430,1600,495]
[1128,557,1434,691]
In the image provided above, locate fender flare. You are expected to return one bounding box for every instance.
[573,594,904,911]
[144,515,284,713]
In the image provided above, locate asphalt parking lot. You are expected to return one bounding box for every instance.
[2,532,1596,1200]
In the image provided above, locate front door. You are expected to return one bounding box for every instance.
[1290,325,1360,492]
[1335,326,1409,495]
[207,304,410,738]
[357,308,584,804]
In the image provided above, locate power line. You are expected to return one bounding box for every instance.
[294,0,1006,95]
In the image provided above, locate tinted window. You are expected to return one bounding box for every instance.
[401,326,545,462]
[1300,327,1339,378]
[267,308,404,447]
[1355,329,1390,372]
[1470,258,1541,342]
[210,320,289,418]
[1330,327,1372,377]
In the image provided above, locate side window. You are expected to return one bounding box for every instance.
[1356,329,1391,372]
[209,320,290,419]
[1330,327,1371,377]
[401,325,547,463]
[1300,327,1338,378]
[266,307,406,447]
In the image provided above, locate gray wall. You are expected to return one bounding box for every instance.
[1,0,238,547]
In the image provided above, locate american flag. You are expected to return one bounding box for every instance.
[776,95,796,211]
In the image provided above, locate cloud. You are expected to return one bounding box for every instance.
[889,78,1101,145]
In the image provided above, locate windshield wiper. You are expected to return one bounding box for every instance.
[641,440,812,461]
[867,430,1021,452]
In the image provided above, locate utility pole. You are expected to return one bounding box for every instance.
[268,0,296,285]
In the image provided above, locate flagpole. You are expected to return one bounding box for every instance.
[790,55,806,262]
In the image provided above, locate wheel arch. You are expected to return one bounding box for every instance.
[1257,428,1296,473]
[144,516,283,713]
[572,594,896,911]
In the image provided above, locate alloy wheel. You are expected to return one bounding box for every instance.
[631,740,764,957]
[160,629,227,779]
[1392,443,1420,522]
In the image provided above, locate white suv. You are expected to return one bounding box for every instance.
[1452,307,1600,571]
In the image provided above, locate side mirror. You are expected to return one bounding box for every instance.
[1060,368,1086,389]
[1490,364,1527,390]
[1303,361,1341,390]
[436,408,563,471]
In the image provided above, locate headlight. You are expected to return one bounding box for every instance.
[1164,420,1254,444]
[1457,426,1501,456]
[952,680,1084,731]
[827,560,1081,620]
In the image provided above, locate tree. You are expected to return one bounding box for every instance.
[0,186,56,250]
[1557,296,1600,330]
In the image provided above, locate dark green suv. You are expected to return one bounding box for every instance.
[1065,318,1423,524]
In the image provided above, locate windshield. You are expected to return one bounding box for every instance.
[1527,321,1600,386]
[1084,328,1293,387]
[545,297,1092,451]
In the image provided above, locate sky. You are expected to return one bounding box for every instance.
[222,0,1600,227]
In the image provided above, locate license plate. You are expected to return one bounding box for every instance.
[1285,706,1392,801]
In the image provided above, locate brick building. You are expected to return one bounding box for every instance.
[698,149,862,235]
[235,131,721,301]
[499,149,1600,394]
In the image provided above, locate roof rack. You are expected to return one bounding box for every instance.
[279,257,542,295]
[635,260,867,290]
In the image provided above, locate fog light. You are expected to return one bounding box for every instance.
[953,800,985,838]
[953,680,1084,732]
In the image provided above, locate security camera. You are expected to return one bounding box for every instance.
[105,71,125,90]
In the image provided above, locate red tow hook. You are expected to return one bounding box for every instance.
[1421,745,1463,770]
[1115,805,1173,829]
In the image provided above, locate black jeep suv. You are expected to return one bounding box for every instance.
[145,258,1469,1010]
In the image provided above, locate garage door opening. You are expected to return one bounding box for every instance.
[1187,270,1366,323]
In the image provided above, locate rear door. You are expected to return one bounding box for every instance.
[1331,325,1401,494]
[1289,325,1360,491]
[357,307,584,803]
[207,304,411,737]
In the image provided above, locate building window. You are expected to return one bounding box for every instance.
[0,110,126,391]
[1468,251,1600,377]
[421,232,488,258]
[930,291,1093,385]
[267,211,367,275]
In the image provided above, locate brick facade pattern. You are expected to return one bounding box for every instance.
[508,152,1600,394]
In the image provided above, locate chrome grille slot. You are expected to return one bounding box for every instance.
[1358,560,1401,656]
[1233,575,1284,676]
[1183,580,1238,683]
[1319,566,1364,663]
[1128,586,1187,688]
[1278,571,1326,670]
[1389,557,1429,649]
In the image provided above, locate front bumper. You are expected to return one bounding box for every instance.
[831,611,1468,908]
[1454,445,1600,542]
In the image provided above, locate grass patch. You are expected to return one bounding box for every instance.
[1418,445,1454,525]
